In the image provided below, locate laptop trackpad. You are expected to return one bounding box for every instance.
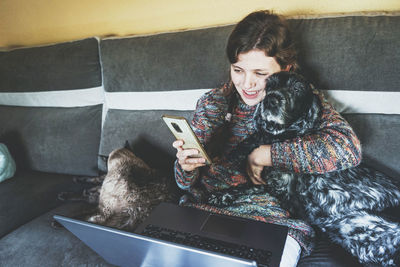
[201,214,246,239]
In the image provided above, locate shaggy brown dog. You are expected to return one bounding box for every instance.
[57,146,176,231]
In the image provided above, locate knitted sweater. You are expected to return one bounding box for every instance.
[174,83,362,254]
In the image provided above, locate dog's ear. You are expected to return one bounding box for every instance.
[253,101,266,131]
[124,140,133,151]
[99,154,109,170]
[265,73,280,90]
[303,93,321,129]
[289,91,321,135]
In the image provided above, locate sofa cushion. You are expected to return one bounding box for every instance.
[289,15,400,92]
[0,38,103,176]
[0,38,102,92]
[344,114,400,179]
[100,27,231,93]
[0,170,84,238]
[0,105,102,176]
[98,109,192,173]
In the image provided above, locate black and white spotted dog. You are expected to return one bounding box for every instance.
[209,71,400,266]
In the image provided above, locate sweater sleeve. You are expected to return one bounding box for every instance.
[270,90,362,174]
[174,88,226,190]
[174,160,200,190]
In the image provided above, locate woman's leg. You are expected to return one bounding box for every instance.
[280,235,301,267]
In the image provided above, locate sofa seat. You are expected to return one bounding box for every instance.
[0,202,113,266]
[0,170,87,238]
[0,200,372,267]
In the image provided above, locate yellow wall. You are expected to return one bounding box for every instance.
[1,0,399,49]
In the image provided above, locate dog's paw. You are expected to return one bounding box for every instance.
[87,214,106,223]
[57,192,70,201]
[220,193,235,206]
[73,175,105,185]
[72,176,81,184]
[57,191,85,202]
[207,192,234,207]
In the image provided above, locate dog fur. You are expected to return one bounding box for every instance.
[209,71,400,266]
[57,145,175,231]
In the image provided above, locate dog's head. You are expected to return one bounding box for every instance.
[255,71,320,135]
[107,142,155,181]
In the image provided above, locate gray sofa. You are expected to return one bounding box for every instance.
[0,13,399,266]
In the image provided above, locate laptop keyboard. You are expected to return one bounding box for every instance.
[141,224,272,267]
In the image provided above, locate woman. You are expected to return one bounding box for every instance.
[172,10,361,266]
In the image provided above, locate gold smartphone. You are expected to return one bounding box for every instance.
[162,115,212,165]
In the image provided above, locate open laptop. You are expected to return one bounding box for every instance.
[54,202,288,267]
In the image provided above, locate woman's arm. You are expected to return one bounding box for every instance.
[173,88,227,190]
[246,145,271,184]
[271,91,362,174]
[174,160,200,190]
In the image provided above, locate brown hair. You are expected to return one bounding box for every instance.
[224,11,298,96]
[227,10,298,69]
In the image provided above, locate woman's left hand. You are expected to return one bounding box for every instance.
[246,145,272,185]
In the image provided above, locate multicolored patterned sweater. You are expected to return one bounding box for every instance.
[174,83,362,255]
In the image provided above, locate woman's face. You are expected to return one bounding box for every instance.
[231,49,282,106]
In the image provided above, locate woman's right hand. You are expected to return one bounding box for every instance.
[173,140,206,172]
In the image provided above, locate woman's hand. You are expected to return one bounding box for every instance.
[173,140,206,172]
[247,145,272,185]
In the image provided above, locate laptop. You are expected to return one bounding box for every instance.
[54,202,288,267]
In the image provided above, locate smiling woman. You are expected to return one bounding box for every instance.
[171,9,365,267]
[225,10,296,106]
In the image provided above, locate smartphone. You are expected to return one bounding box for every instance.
[162,115,212,165]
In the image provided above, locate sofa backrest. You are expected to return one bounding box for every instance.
[288,15,400,178]
[99,14,400,178]
[0,38,103,176]
[0,15,398,179]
